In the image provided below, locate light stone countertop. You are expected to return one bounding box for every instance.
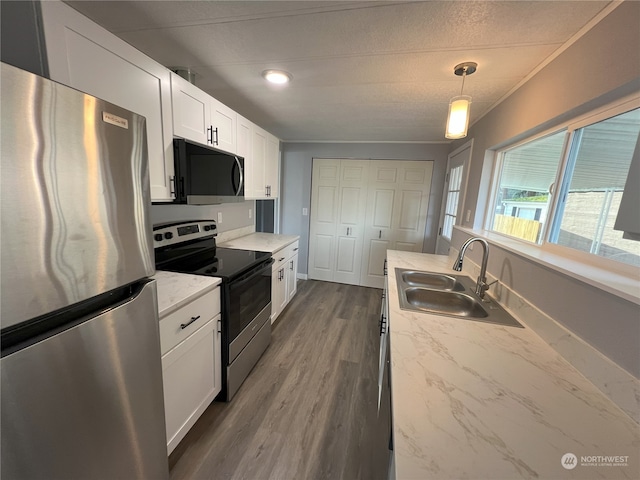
[218,232,299,253]
[386,250,639,480]
[152,270,221,319]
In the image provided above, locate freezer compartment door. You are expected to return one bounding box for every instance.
[1,280,168,480]
[0,63,154,329]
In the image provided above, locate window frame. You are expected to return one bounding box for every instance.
[485,93,640,276]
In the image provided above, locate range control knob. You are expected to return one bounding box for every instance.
[154,233,163,242]
[204,225,211,231]
[209,224,216,230]
[164,232,174,240]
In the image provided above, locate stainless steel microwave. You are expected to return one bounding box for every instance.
[173,138,244,204]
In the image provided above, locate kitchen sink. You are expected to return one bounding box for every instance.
[404,288,488,318]
[395,268,523,328]
[401,271,465,291]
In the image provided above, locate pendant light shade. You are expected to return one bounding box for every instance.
[445,95,472,139]
[445,62,477,140]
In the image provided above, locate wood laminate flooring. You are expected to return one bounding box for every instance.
[168,279,390,480]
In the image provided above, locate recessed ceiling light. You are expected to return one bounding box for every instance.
[262,69,292,85]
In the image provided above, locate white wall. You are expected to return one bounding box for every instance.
[280,142,450,275]
[448,2,640,378]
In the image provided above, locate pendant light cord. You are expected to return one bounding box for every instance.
[460,67,467,96]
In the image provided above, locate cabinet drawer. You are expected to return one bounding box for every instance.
[285,241,299,260]
[159,288,220,355]
[273,241,299,269]
[273,249,288,269]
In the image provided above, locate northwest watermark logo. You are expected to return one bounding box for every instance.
[561,453,577,470]
[561,453,629,469]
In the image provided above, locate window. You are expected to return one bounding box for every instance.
[490,130,566,243]
[489,102,640,267]
[550,108,640,266]
[442,164,464,240]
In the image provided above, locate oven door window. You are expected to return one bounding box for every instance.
[228,265,271,340]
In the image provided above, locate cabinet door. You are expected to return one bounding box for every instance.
[40,2,175,202]
[171,73,210,146]
[248,126,268,199]
[286,253,299,301]
[271,264,287,323]
[162,318,216,454]
[236,115,252,159]
[211,98,237,154]
[265,133,280,198]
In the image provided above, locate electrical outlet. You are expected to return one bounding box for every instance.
[217,212,223,224]
[465,210,471,222]
[302,207,308,216]
[249,208,252,219]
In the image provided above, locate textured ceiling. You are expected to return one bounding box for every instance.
[65,0,612,142]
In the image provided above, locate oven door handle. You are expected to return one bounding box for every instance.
[229,258,275,290]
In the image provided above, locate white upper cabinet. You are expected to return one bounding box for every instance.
[171,73,210,146]
[171,73,237,154]
[266,133,280,198]
[40,1,175,202]
[246,124,279,199]
[210,98,237,154]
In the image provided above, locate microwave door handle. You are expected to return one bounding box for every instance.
[233,156,244,196]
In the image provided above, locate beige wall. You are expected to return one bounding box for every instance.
[448,1,640,377]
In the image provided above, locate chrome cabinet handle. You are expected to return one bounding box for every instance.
[379,314,387,335]
[217,318,222,334]
[169,175,176,197]
[379,230,382,239]
[279,257,285,262]
[180,315,201,329]
[207,126,213,144]
[213,127,219,145]
[290,260,294,270]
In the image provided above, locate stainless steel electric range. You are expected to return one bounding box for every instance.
[154,220,273,401]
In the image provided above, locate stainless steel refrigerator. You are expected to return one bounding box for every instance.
[0,63,168,479]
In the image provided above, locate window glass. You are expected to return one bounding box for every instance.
[491,130,566,243]
[550,108,640,266]
[442,164,464,240]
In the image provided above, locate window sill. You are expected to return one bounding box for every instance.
[454,226,640,306]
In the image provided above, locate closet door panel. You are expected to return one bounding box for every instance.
[308,160,340,281]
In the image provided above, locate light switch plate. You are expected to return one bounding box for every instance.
[217,212,223,223]
[303,207,308,216]
[249,208,252,219]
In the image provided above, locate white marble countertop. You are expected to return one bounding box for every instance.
[152,270,221,319]
[218,232,299,254]
[387,250,639,480]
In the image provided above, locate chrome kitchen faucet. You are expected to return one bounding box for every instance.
[452,237,495,300]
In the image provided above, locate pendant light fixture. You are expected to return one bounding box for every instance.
[445,62,477,139]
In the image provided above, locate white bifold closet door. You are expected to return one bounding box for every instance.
[308,158,433,288]
[308,159,369,285]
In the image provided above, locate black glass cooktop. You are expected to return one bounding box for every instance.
[155,237,271,281]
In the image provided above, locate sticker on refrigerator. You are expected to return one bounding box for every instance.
[102,112,129,129]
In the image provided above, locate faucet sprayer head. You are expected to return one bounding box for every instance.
[452,258,463,271]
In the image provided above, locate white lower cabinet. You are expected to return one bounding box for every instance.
[378,261,389,410]
[159,287,221,455]
[271,241,299,323]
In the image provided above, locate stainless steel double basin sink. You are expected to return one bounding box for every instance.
[396,269,523,328]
